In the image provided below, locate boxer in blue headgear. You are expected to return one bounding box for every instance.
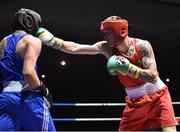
[0,8,55,131]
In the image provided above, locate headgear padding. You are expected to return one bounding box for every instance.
[12,8,42,35]
[100,16,128,41]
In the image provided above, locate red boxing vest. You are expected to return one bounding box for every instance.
[112,38,145,88]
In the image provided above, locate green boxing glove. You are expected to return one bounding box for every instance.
[36,27,54,40]
[107,55,142,78]
[107,55,130,76]
[36,27,63,49]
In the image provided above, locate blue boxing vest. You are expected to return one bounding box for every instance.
[0,33,37,86]
[0,33,55,131]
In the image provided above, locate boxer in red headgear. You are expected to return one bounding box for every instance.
[35,16,178,131]
[100,16,128,47]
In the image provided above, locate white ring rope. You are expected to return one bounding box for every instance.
[53,118,121,121]
[53,102,180,106]
[52,102,180,122]
[53,117,180,122]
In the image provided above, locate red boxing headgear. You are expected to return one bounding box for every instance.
[100,17,128,42]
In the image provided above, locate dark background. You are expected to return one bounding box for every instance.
[0,0,180,131]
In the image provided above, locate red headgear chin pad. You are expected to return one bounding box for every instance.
[100,19,128,41]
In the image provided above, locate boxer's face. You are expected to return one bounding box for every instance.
[102,28,116,47]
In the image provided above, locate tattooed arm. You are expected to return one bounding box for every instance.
[137,41,158,83]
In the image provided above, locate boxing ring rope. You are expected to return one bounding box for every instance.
[53,118,121,122]
[52,102,180,122]
[53,102,180,107]
[53,102,126,106]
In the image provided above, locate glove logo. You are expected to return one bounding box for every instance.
[116,57,126,66]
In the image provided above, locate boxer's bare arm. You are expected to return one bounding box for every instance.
[56,38,112,58]
[137,41,158,83]
[18,35,42,88]
[37,27,112,58]
[0,38,6,59]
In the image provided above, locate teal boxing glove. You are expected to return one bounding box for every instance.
[107,55,142,78]
[107,55,130,76]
